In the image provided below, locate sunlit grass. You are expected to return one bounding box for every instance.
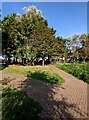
[3,65,64,84]
[4,65,49,75]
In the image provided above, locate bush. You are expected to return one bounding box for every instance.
[0,64,7,70]
[27,70,64,84]
[2,88,43,120]
[55,63,89,84]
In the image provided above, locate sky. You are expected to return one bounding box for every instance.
[2,2,87,38]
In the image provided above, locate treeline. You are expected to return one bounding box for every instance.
[66,34,89,62]
[2,6,89,66]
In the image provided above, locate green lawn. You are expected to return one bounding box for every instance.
[3,65,64,84]
[54,62,89,84]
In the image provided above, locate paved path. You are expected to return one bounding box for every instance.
[48,65,88,119]
[1,65,88,119]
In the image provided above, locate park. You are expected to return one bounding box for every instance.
[1,3,89,120]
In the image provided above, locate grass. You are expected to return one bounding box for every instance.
[3,65,64,84]
[54,62,89,84]
[3,65,49,75]
[2,87,43,120]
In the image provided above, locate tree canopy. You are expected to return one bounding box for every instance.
[2,5,89,65]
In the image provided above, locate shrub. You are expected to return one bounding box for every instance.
[2,88,43,120]
[55,63,89,84]
[27,70,64,84]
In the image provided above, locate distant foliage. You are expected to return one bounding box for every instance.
[66,34,89,62]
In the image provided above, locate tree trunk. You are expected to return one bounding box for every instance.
[83,58,85,63]
[57,56,59,62]
[42,59,44,66]
[22,58,24,64]
[32,61,34,66]
[16,57,18,64]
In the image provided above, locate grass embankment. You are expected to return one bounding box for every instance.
[2,87,43,120]
[55,62,89,84]
[3,65,64,84]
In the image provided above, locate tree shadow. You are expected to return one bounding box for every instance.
[21,76,87,119]
[2,72,88,120]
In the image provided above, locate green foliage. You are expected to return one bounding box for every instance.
[0,65,5,70]
[2,6,62,65]
[2,87,43,120]
[56,36,68,58]
[27,70,64,84]
[2,6,89,65]
[31,20,57,56]
[66,34,89,62]
[2,14,21,55]
[55,63,89,84]
[0,64,8,70]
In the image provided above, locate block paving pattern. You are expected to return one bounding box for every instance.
[1,65,88,120]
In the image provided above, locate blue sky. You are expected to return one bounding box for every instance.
[2,2,87,38]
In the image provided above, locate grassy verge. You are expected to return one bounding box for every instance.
[3,65,64,84]
[2,87,43,120]
[54,62,89,84]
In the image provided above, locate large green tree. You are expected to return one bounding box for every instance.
[2,5,70,65]
[57,36,68,62]
[31,18,59,66]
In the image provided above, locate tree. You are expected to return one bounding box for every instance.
[2,5,73,65]
[31,19,58,66]
[2,14,18,55]
[2,13,26,63]
[56,36,68,62]
[2,6,46,65]
[80,34,89,62]
[66,34,83,62]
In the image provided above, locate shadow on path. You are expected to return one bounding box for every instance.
[2,72,87,120]
[21,77,85,119]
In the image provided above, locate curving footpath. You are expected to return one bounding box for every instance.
[2,65,88,120]
[48,65,88,119]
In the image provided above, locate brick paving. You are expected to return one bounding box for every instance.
[1,65,88,119]
[48,65,88,119]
